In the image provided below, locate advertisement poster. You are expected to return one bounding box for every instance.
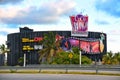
[64,38,100,54]
[70,14,88,37]
[80,40,100,54]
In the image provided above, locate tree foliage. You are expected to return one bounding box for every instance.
[0,44,7,54]
[39,32,56,63]
[51,51,92,65]
[51,51,70,64]
[72,47,79,54]
[102,51,120,65]
[51,51,79,64]
[18,57,24,66]
[81,56,92,65]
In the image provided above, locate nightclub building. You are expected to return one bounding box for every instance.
[6,27,107,66]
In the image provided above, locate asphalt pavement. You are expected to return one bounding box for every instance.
[0,73,120,80]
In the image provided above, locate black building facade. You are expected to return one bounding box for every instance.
[7,27,107,66]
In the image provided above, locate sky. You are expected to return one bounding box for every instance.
[0,0,120,53]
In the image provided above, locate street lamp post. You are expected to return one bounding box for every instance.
[79,39,81,67]
[23,50,30,67]
[23,53,26,67]
[79,50,81,66]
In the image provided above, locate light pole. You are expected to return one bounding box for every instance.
[23,50,30,67]
[79,39,81,67]
[23,53,26,67]
[79,50,81,66]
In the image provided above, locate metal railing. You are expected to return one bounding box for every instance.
[0,65,120,74]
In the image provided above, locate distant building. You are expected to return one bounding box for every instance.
[6,27,107,66]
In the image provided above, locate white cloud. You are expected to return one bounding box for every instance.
[108,41,120,53]
[0,7,23,19]
[0,35,7,45]
[0,0,76,24]
[0,25,19,45]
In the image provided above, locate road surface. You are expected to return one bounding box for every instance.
[0,73,119,80]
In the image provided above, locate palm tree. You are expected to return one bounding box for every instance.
[103,51,113,64]
[0,44,7,54]
[0,44,8,65]
[102,51,119,65]
[39,32,57,63]
[113,52,120,65]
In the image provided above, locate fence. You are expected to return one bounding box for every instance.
[0,65,120,74]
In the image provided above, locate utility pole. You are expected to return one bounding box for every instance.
[79,50,81,66]
[79,39,81,67]
[23,53,26,67]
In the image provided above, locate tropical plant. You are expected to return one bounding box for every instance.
[18,57,24,66]
[39,32,59,63]
[102,51,113,65]
[102,51,120,65]
[0,44,8,65]
[113,52,120,65]
[0,44,7,54]
[72,47,79,54]
[51,51,92,64]
[81,56,92,65]
[71,53,79,64]
[51,51,70,64]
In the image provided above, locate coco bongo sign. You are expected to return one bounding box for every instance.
[70,14,88,37]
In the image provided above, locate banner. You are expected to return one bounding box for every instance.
[80,40,100,54]
[70,14,88,37]
[66,38,100,54]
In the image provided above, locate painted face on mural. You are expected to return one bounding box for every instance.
[61,39,71,51]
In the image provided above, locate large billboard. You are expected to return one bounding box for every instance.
[70,14,88,37]
[62,38,101,54]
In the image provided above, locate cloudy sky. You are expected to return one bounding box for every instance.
[0,0,120,53]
